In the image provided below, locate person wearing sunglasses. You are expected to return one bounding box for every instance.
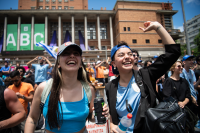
[131,49,141,71]
[105,21,181,133]
[8,70,34,133]
[162,61,191,109]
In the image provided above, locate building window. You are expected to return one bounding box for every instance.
[63,22,72,40]
[90,46,95,50]
[75,22,84,39]
[132,39,137,43]
[101,46,106,50]
[52,6,56,9]
[70,0,74,1]
[52,0,55,2]
[46,0,49,2]
[64,0,68,2]
[58,0,62,2]
[46,6,49,9]
[39,6,43,9]
[128,27,130,31]
[31,7,36,9]
[146,39,150,43]
[87,22,96,39]
[50,22,58,39]
[64,6,68,9]
[164,15,172,30]
[124,27,126,31]
[39,0,43,2]
[100,22,107,39]
[58,6,62,9]
[158,39,162,43]
[69,7,74,9]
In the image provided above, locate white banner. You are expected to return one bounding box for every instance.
[86,119,109,133]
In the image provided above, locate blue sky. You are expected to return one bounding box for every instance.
[0,0,200,32]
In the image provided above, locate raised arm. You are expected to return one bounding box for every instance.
[139,21,175,44]
[42,56,52,68]
[26,56,38,68]
[139,21,181,81]
[95,61,104,69]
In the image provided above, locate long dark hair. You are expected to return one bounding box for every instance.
[47,56,90,129]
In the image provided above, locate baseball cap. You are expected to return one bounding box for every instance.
[96,60,101,65]
[57,42,82,56]
[154,55,158,58]
[182,55,194,61]
[138,60,142,63]
[111,44,132,61]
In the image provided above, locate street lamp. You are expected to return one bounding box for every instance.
[180,0,191,55]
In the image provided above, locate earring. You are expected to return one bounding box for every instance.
[114,67,116,70]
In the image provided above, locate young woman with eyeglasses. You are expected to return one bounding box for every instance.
[105,21,181,133]
[162,61,191,108]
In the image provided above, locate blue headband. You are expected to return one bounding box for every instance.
[111,45,132,61]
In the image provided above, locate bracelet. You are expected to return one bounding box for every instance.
[156,26,161,32]
[22,95,25,99]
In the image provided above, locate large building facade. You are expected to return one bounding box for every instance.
[186,14,200,48]
[0,0,182,65]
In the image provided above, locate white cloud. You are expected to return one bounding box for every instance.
[186,0,195,3]
[186,0,200,5]
[174,26,184,32]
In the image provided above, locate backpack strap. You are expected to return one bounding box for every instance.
[80,80,92,103]
[40,78,53,110]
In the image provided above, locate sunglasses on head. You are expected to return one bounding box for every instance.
[133,54,139,57]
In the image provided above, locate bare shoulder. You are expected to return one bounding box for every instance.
[34,81,47,98]
[4,88,17,101]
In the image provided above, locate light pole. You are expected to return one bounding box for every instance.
[181,0,191,55]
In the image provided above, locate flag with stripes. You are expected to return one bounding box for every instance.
[36,42,58,59]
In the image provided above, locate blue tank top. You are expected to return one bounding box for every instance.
[43,88,89,132]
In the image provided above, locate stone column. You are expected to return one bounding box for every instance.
[71,15,75,43]
[109,16,114,49]
[58,15,61,46]
[84,15,88,50]
[31,16,34,50]
[45,15,48,45]
[17,16,21,51]
[97,15,101,50]
[3,16,7,51]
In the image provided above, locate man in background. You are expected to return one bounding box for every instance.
[8,70,34,133]
[26,56,52,85]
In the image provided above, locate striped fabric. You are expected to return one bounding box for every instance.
[36,42,58,59]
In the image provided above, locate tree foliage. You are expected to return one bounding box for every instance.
[180,29,200,56]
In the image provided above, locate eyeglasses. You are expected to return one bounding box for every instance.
[133,54,139,57]
[19,71,23,72]
[11,79,20,82]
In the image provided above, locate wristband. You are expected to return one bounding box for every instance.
[22,95,25,99]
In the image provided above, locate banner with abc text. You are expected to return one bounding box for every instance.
[6,24,18,51]
[34,24,45,50]
[20,24,31,50]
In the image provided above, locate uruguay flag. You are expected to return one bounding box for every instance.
[36,42,58,59]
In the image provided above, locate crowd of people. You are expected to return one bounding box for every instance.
[0,21,200,133]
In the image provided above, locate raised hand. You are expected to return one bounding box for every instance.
[139,21,162,32]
